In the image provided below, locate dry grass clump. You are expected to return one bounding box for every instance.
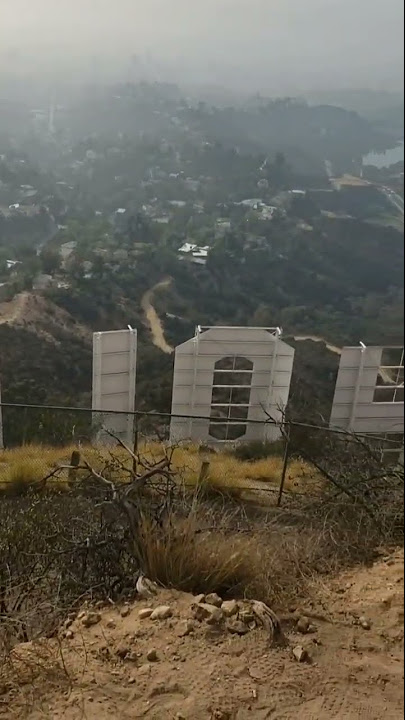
[0,441,323,500]
[135,505,318,608]
[140,442,324,497]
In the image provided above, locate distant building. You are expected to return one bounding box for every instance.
[237,199,262,209]
[178,242,209,265]
[6,260,22,270]
[170,326,294,445]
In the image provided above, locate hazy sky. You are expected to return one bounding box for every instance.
[0,0,403,92]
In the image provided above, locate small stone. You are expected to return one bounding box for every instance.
[139,608,153,620]
[146,649,158,662]
[126,651,139,662]
[292,645,309,663]
[82,612,101,628]
[138,663,151,675]
[359,616,371,630]
[178,620,195,637]
[106,620,116,629]
[128,676,136,685]
[205,593,223,608]
[192,603,223,624]
[296,616,311,634]
[222,600,238,618]
[120,606,131,618]
[226,620,249,636]
[65,630,74,640]
[116,644,130,659]
[193,594,205,605]
[150,605,173,620]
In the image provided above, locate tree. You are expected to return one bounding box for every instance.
[40,247,61,275]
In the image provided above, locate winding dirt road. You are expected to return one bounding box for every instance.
[141,279,174,354]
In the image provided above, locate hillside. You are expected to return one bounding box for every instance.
[2,551,403,719]
[0,293,91,405]
[0,82,403,420]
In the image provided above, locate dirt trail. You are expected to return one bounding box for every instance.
[0,292,30,326]
[141,279,173,354]
[3,551,403,719]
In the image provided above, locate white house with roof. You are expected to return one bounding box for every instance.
[178,242,209,265]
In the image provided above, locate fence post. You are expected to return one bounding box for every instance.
[277,422,291,507]
[68,450,81,488]
[132,414,139,476]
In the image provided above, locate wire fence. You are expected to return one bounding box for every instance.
[0,401,403,507]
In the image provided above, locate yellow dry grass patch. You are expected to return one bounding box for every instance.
[333,174,371,188]
[0,442,324,499]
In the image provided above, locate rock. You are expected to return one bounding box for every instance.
[126,651,139,662]
[296,616,311,634]
[150,605,173,621]
[292,645,309,663]
[204,593,223,608]
[146,649,159,662]
[226,620,249,636]
[81,612,101,628]
[120,606,131,618]
[149,682,183,698]
[138,608,153,620]
[138,663,151,676]
[193,594,206,605]
[106,620,116,629]
[177,620,195,637]
[136,576,159,599]
[116,644,130,659]
[222,600,239,618]
[359,616,371,630]
[192,603,223,625]
[65,630,74,640]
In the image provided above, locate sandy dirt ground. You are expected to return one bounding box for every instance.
[1,550,403,720]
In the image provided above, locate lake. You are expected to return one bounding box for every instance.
[363,141,404,169]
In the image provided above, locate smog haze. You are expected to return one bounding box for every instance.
[0,0,404,94]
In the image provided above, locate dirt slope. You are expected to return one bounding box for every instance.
[0,292,90,345]
[141,279,173,354]
[1,551,403,720]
